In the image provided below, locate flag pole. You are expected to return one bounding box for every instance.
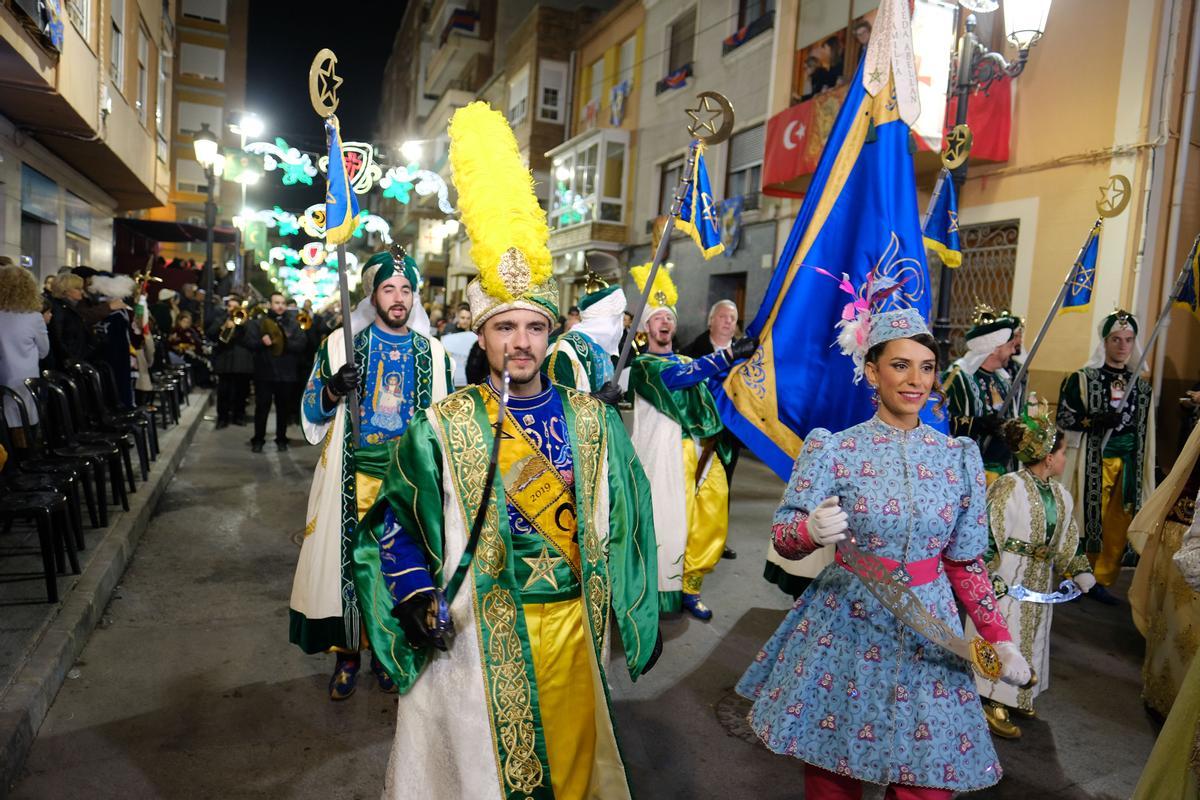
[997,217,1102,420]
[308,49,361,448]
[920,168,948,229]
[1098,237,1198,451]
[336,241,361,447]
[612,141,698,379]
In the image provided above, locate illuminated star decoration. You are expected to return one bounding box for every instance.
[522,545,564,590]
[685,94,724,139]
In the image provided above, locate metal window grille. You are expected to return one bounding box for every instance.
[930,219,1019,358]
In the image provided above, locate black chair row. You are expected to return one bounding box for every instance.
[0,358,195,602]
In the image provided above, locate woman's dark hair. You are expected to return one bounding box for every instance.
[864,333,946,418]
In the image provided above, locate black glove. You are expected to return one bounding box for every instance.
[327,364,359,398]
[591,380,624,407]
[390,592,450,652]
[974,414,1005,435]
[641,628,664,675]
[728,336,759,362]
[1090,410,1123,430]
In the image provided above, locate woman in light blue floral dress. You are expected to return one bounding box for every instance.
[736,309,1031,799]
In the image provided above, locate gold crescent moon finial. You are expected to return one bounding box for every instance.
[309,48,342,118]
[1096,174,1132,218]
[687,91,735,145]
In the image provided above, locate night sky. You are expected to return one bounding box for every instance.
[243,3,408,215]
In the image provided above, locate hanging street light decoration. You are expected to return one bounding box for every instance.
[318,141,383,194]
[243,137,320,185]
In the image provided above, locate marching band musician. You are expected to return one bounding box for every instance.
[245,291,306,453]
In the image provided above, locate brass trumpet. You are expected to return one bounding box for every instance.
[297,309,313,331]
[219,302,252,343]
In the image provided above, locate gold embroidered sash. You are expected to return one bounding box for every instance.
[482,391,582,578]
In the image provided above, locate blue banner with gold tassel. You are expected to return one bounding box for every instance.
[714,57,939,480]
[324,117,360,246]
[922,170,962,268]
[675,141,725,259]
[1059,221,1101,315]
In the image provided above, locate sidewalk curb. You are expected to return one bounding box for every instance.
[0,392,211,799]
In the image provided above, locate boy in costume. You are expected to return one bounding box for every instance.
[353,101,661,800]
[972,408,1095,738]
[941,307,1022,481]
[290,248,453,699]
[1058,309,1156,602]
[628,263,756,620]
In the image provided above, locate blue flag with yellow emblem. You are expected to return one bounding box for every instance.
[922,170,962,268]
[324,117,360,246]
[714,57,937,480]
[675,142,724,259]
[1175,233,1200,322]
[1059,221,1101,315]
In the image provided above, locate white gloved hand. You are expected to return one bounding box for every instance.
[995,640,1032,687]
[808,496,849,546]
[1072,573,1096,594]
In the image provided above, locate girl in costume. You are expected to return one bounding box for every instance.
[736,306,1031,799]
[971,408,1096,739]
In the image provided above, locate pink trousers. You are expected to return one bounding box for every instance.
[805,764,953,800]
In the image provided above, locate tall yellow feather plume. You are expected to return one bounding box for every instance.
[448,102,551,302]
[629,262,677,309]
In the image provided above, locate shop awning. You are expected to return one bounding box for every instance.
[114,218,239,244]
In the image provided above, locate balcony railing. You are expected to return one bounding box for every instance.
[722,11,775,56]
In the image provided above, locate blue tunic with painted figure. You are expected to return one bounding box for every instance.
[736,417,1002,791]
[379,380,580,607]
[303,327,417,447]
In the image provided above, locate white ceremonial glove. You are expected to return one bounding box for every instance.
[808,496,849,546]
[995,640,1032,687]
[1073,573,1096,594]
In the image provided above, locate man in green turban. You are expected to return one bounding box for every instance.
[289,247,453,700]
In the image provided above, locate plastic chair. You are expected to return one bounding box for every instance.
[43,370,137,495]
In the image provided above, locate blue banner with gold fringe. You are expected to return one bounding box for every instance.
[715,58,938,480]
[675,142,724,259]
[1059,221,1101,315]
[324,117,360,246]
[922,170,962,268]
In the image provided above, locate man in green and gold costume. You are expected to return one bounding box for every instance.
[353,101,660,800]
[1059,309,1156,604]
[627,263,756,621]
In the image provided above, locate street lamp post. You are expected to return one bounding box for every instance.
[192,122,222,326]
[932,0,1053,361]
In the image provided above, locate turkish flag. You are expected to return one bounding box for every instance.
[916,74,1012,163]
[763,85,850,197]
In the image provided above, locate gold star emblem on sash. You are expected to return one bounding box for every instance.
[522,545,564,590]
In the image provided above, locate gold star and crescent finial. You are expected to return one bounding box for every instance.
[522,545,564,590]
[685,91,736,145]
[308,48,342,117]
[941,124,973,170]
[1096,174,1132,218]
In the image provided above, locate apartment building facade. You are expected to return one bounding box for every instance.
[0,0,177,276]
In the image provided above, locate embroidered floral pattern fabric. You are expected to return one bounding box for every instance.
[737,418,1003,791]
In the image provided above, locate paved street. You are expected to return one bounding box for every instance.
[9,413,1158,799]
